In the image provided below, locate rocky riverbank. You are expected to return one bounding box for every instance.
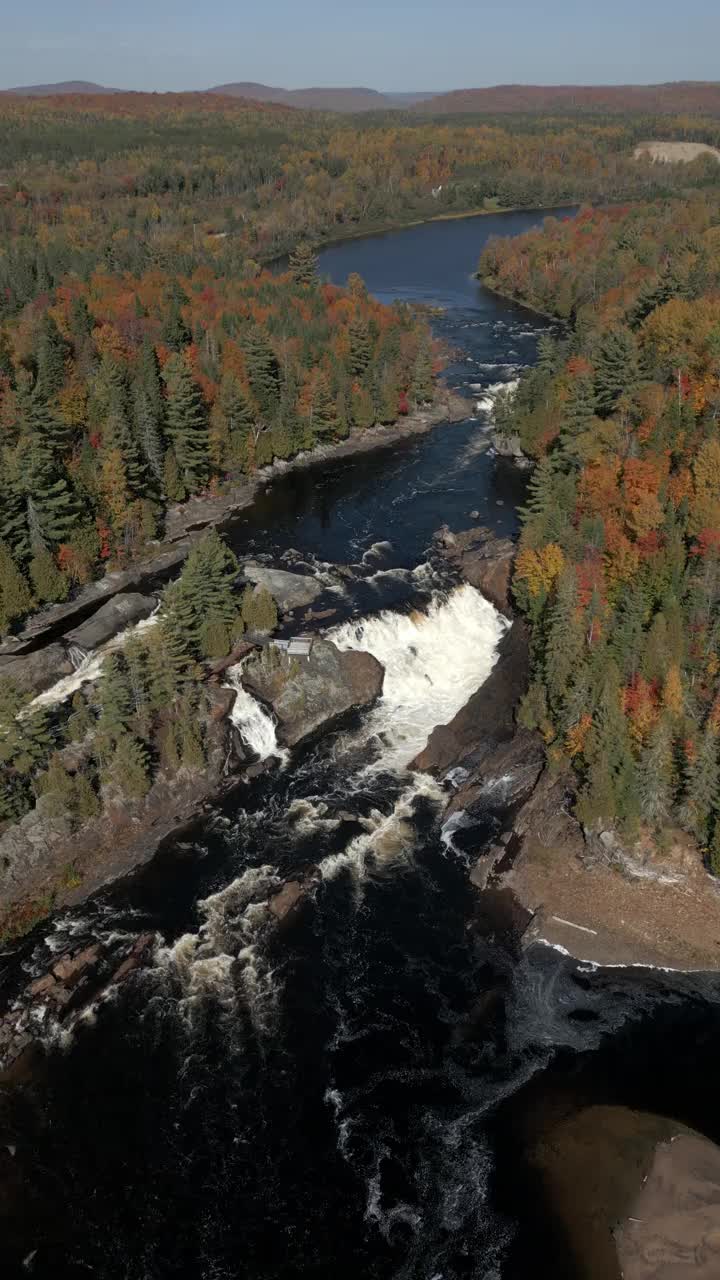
[0,386,470,665]
[423,526,720,973]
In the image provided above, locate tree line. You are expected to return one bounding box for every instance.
[479,195,720,866]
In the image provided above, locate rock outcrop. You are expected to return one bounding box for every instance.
[0,685,240,942]
[63,591,157,653]
[435,525,516,615]
[412,620,530,775]
[0,643,73,695]
[243,562,323,612]
[242,639,384,747]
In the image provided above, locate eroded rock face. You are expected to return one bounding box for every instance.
[242,640,384,747]
[64,591,157,653]
[0,643,72,696]
[243,563,322,612]
[435,525,516,615]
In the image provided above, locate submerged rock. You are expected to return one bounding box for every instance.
[242,639,384,747]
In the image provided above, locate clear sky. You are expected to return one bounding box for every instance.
[2,0,719,92]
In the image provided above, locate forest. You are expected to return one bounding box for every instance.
[479,195,720,865]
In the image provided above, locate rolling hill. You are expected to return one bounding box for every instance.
[415,81,720,115]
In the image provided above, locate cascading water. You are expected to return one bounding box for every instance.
[331,582,508,772]
[226,660,286,764]
[7,209,704,1280]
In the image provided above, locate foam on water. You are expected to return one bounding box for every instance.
[28,611,160,711]
[226,661,287,765]
[330,583,507,773]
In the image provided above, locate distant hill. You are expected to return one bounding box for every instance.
[416,82,720,115]
[1,80,122,96]
[207,83,394,111]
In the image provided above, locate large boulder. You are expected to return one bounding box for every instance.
[0,643,72,696]
[435,525,516,614]
[243,562,322,612]
[63,591,157,654]
[242,639,384,747]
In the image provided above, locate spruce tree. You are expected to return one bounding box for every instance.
[96,654,132,745]
[680,726,719,843]
[412,335,434,403]
[162,354,210,494]
[133,385,165,483]
[243,329,280,418]
[34,314,67,402]
[288,241,318,286]
[29,547,69,604]
[638,715,676,827]
[594,326,641,416]
[0,541,34,634]
[109,734,151,799]
[21,434,80,552]
[559,373,596,459]
[544,568,585,724]
[348,318,372,377]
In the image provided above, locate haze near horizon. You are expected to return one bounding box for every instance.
[3,0,719,93]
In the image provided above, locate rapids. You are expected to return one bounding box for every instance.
[4,209,720,1280]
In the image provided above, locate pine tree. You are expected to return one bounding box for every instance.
[161,298,190,351]
[243,329,280,418]
[162,354,210,494]
[0,328,15,384]
[66,690,94,743]
[96,654,132,744]
[123,631,152,732]
[21,434,80,552]
[0,460,30,563]
[26,389,71,456]
[163,531,241,658]
[210,373,253,470]
[0,541,34,634]
[162,447,186,502]
[544,568,585,724]
[34,314,67,402]
[594,326,641,416]
[288,241,318,286]
[133,385,165,483]
[559,373,596,459]
[348,318,372,377]
[680,726,719,843]
[140,337,165,423]
[412,334,434,403]
[109,734,151,799]
[638,715,676,827]
[29,547,69,603]
[175,696,205,771]
[104,392,149,497]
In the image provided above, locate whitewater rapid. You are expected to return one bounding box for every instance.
[330,582,507,772]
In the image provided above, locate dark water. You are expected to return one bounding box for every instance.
[3,210,720,1280]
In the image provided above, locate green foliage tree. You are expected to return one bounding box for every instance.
[162,354,210,495]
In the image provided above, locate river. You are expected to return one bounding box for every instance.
[3,210,720,1280]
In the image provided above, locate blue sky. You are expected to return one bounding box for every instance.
[2,0,719,92]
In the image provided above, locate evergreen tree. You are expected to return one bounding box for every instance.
[163,530,240,657]
[175,695,205,770]
[162,354,210,494]
[133,385,165,483]
[348,318,372,377]
[243,329,280,418]
[104,392,149,497]
[109,734,151,799]
[544,568,585,724]
[66,690,94,743]
[594,326,641,415]
[680,726,719,843]
[29,547,69,603]
[638,715,676,827]
[140,337,165,423]
[288,241,318,286]
[0,541,34,634]
[559,373,596,459]
[161,298,190,351]
[96,654,132,745]
[34,314,67,402]
[412,335,434,403]
[20,434,80,552]
[0,462,29,563]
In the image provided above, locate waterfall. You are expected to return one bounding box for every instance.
[330,583,507,772]
[475,378,519,415]
[226,661,286,764]
[28,612,161,711]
